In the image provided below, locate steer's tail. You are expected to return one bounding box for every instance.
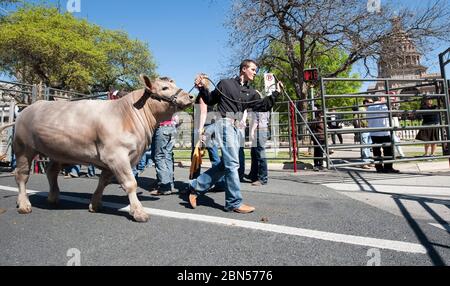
[0,122,15,161]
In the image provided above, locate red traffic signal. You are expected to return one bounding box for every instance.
[303,68,319,82]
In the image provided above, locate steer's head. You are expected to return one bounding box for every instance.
[140,75,194,110]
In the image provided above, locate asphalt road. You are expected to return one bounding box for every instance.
[0,166,449,266]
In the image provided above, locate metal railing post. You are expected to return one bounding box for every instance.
[320,77,330,169]
[439,49,450,166]
[44,86,50,101]
[31,85,37,104]
[385,80,396,162]
[442,79,450,166]
[286,101,292,160]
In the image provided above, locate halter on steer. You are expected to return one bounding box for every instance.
[145,88,184,105]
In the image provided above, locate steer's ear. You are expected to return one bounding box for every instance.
[140,74,156,93]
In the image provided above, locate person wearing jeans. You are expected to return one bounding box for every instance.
[190,118,244,210]
[237,110,248,182]
[150,118,178,195]
[189,59,282,213]
[356,99,373,169]
[360,132,373,167]
[248,111,269,185]
[367,97,399,173]
[133,146,153,178]
[193,125,225,183]
[87,164,96,177]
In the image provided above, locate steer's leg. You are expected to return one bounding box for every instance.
[46,160,62,206]
[107,155,149,222]
[14,148,36,214]
[89,169,113,213]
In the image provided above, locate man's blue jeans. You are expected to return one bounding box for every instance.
[138,150,153,170]
[190,118,243,210]
[87,164,96,177]
[191,125,219,172]
[133,144,154,178]
[361,132,372,163]
[249,129,268,184]
[153,125,176,192]
[65,165,80,176]
[238,128,245,180]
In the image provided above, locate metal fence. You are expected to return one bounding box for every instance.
[2,77,450,170]
[311,77,450,169]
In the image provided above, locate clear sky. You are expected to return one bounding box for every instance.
[2,0,449,92]
[63,0,233,91]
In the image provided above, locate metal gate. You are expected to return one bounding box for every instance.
[0,79,94,167]
[312,77,450,169]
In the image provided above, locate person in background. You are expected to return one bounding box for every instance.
[327,107,343,145]
[354,99,373,169]
[149,115,181,195]
[10,105,21,173]
[237,110,248,182]
[248,111,270,185]
[391,95,405,158]
[64,165,80,178]
[133,145,153,179]
[367,96,399,173]
[87,164,96,177]
[416,96,440,157]
[310,107,326,171]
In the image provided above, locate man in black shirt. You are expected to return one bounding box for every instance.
[189,59,283,213]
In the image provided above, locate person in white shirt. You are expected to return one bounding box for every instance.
[367,96,399,173]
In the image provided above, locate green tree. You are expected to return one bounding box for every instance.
[227,0,450,107]
[256,41,361,115]
[94,30,157,91]
[0,5,156,93]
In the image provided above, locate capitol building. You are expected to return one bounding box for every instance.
[369,18,440,95]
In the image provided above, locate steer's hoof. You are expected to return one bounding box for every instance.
[132,209,150,223]
[17,204,32,214]
[88,203,102,213]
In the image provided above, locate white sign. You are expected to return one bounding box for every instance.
[264,73,276,95]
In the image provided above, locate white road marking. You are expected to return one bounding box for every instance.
[325,183,450,205]
[429,223,450,233]
[0,185,427,254]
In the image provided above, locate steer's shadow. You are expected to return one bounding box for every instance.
[109,176,157,191]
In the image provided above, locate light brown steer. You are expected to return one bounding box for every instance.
[12,75,194,222]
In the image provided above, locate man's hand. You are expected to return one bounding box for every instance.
[198,128,207,144]
[194,73,208,89]
[237,120,246,130]
[276,81,284,93]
